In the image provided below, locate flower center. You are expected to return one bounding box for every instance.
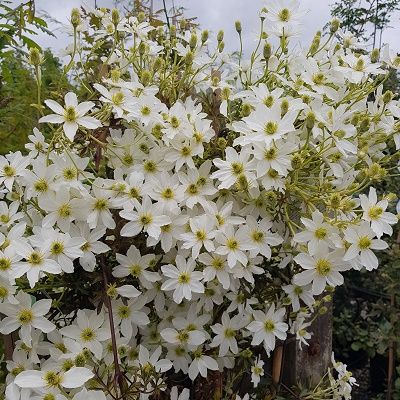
[195,229,206,241]
[224,328,235,338]
[264,320,275,332]
[58,204,71,218]
[226,238,238,250]
[28,251,43,266]
[264,121,278,135]
[0,257,11,271]
[368,206,383,220]
[18,309,34,325]
[118,305,131,319]
[231,162,244,175]
[44,371,62,387]
[112,92,125,105]
[252,231,264,242]
[34,178,49,193]
[314,227,327,240]
[162,188,174,199]
[141,106,151,116]
[3,165,15,177]
[94,198,108,211]
[50,241,64,255]
[130,264,142,277]
[278,8,290,22]
[358,236,371,250]
[264,147,277,160]
[315,259,332,276]
[64,106,77,122]
[177,272,190,284]
[80,327,96,342]
[140,214,153,226]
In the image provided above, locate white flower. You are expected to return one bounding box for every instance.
[39,92,101,141]
[360,187,397,238]
[210,312,245,356]
[188,349,218,381]
[343,221,388,270]
[14,367,94,390]
[293,245,348,295]
[251,357,264,387]
[60,309,110,359]
[161,255,204,304]
[247,304,288,355]
[0,291,54,346]
[120,196,171,240]
[0,152,29,191]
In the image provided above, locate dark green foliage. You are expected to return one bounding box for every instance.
[0,50,69,154]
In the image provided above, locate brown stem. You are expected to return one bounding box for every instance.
[100,255,124,398]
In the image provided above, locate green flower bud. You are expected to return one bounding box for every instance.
[359,117,370,133]
[329,193,341,209]
[217,137,227,150]
[138,42,146,56]
[111,8,120,25]
[330,18,340,34]
[319,306,328,315]
[371,48,380,63]
[218,41,225,52]
[306,112,316,129]
[241,103,252,117]
[140,70,152,86]
[217,30,224,42]
[28,47,42,66]
[189,33,198,50]
[71,8,81,27]
[263,42,272,61]
[383,90,394,104]
[153,56,163,71]
[170,25,177,38]
[137,12,146,23]
[235,21,242,34]
[201,30,209,44]
[291,154,303,169]
[281,99,289,116]
[185,51,194,66]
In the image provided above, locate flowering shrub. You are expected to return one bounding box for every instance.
[1,1,399,399]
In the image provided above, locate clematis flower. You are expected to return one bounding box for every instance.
[39,92,101,141]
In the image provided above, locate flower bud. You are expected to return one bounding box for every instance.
[111,8,120,25]
[319,306,328,315]
[217,30,224,42]
[217,137,227,150]
[153,56,164,71]
[185,51,194,66]
[329,193,341,209]
[281,99,289,116]
[71,8,81,27]
[201,30,209,44]
[330,18,340,34]
[241,103,252,117]
[28,47,42,66]
[140,70,152,86]
[291,154,303,169]
[235,20,242,34]
[263,42,272,61]
[371,48,380,63]
[359,117,370,133]
[110,69,121,82]
[383,90,394,104]
[137,11,146,23]
[138,42,146,56]
[218,41,225,52]
[170,25,177,38]
[305,111,316,129]
[189,33,198,50]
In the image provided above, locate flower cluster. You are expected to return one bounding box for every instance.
[1,0,399,398]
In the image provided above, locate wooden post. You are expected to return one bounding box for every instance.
[282,298,333,388]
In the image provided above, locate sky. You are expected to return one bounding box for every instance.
[11,0,400,57]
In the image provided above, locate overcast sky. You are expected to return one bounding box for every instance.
[12,0,400,57]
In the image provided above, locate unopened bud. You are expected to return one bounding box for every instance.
[71,8,81,27]
[140,70,152,86]
[218,41,225,52]
[138,42,146,56]
[330,18,340,34]
[217,30,224,42]
[241,103,252,117]
[306,112,316,129]
[137,12,146,23]
[201,30,209,44]
[111,8,120,25]
[263,42,272,61]
[371,48,380,63]
[185,51,194,65]
[189,33,198,50]
[217,137,227,149]
[235,21,242,34]
[281,99,289,116]
[291,154,302,169]
[319,306,328,315]
[359,117,370,133]
[29,47,42,66]
[383,90,394,104]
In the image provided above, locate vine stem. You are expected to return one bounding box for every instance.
[100,254,124,398]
